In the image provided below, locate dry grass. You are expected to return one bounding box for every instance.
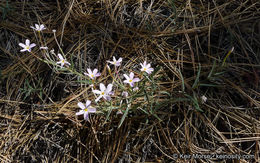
[0,0,260,162]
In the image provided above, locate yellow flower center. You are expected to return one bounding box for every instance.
[91,74,94,78]
[101,92,105,95]
[61,60,65,63]
[113,61,116,65]
[84,108,88,112]
[26,46,30,50]
[129,79,133,82]
[143,68,147,71]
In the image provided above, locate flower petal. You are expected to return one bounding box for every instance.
[95,96,102,102]
[88,107,96,113]
[129,72,134,79]
[93,90,101,94]
[93,69,98,74]
[107,61,113,64]
[106,84,113,94]
[56,61,62,64]
[19,43,26,48]
[123,80,129,84]
[58,53,63,60]
[20,49,27,52]
[104,95,111,101]
[30,43,36,48]
[60,62,65,67]
[40,24,45,30]
[25,39,30,46]
[123,74,129,80]
[130,82,134,87]
[77,102,85,110]
[95,73,101,77]
[87,68,92,75]
[133,78,140,82]
[100,83,106,92]
[84,112,89,121]
[76,110,85,115]
[86,100,91,108]
[65,61,71,65]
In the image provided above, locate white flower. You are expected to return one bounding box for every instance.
[116,110,123,115]
[30,24,46,32]
[201,95,207,104]
[140,61,154,74]
[107,56,122,66]
[122,91,128,97]
[92,83,113,102]
[40,46,48,50]
[123,72,140,87]
[133,87,139,91]
[18,39,36,52]
[50,49,55,55]
[56,53,71,68]
[84,68,101,79]
[76,101,96,121]
[52,29,56,33]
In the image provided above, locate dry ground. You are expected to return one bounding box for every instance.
[0,0,260,162]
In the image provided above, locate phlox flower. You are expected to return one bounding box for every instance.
[30,24,46,32]
[50,49,55,55]
[84,68,101,79]
[107,56,122,67]
[123,72,140,87]
[122,91,129,97]
[56,53,71,68]
[93,83,113,102]
[133,87,139,91]
[140,61,154,74]
[19,39,36,52]
[201,95,207,104]
[76,100,96,121]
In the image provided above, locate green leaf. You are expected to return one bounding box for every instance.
[192,63,201,89]
[199,83,221,87]
[160,91,171,96]
[222,47,234,66]
[184,94,203,112]
[138,107,149,114]
[118,103,131,128]
[76,80,92,84]
[176,68,185,92]
[208,59,216,79]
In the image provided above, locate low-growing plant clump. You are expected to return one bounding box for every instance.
[0,0,260,162]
